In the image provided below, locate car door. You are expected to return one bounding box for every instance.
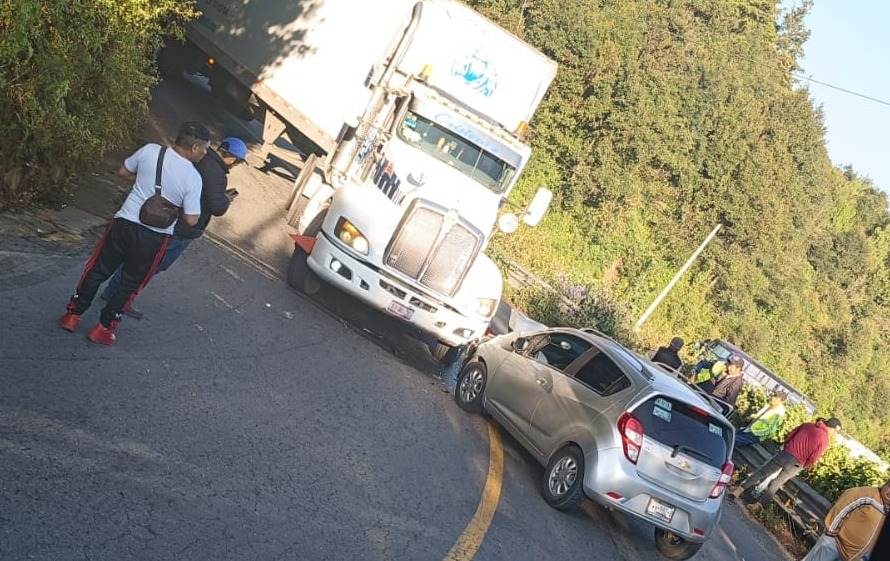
[487,331,591,453]
[528,344,633,455]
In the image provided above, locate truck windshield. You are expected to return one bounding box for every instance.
[397,112,516,194]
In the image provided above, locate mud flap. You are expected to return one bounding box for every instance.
[289,234,316,255]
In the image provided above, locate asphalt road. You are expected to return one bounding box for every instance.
[0,76,793,561]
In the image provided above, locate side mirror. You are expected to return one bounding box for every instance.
[512,337,529,353]
[497,212,519,234]
[523,187,552,227]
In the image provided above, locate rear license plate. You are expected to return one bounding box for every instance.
[387,300,414,320]
[646,498,676,523]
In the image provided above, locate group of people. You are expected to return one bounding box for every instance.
[58,122,247,345]
[651,338,887,561]
[650,337,747,406]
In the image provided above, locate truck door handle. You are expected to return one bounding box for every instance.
[536,378,552,391]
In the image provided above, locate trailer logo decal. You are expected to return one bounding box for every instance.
[452,50,498,97]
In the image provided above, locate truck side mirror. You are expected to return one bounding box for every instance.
[523,187,552,227]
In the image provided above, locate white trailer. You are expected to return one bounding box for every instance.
[166,0,557,359]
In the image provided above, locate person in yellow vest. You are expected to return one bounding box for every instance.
[735,391,787,447]
[688,359,726,394]
[801,481,889,561]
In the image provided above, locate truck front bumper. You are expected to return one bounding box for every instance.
[306,233,489,347]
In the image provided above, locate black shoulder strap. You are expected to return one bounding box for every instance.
[154,146,168,195]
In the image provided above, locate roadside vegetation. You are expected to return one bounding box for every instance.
[0,0,195,207]
[472,0,890,459]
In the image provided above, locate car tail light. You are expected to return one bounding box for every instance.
[618,412,644,464]
[709,461,734,498]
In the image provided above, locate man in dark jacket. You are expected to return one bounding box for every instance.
[101,137,247,317]
[711,354,745,406]
[730,417,842,507]
[651,337,684,370]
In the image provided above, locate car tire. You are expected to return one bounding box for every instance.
[542,446,585,511]
[654,528,703,560]
[454,361,487,414]
[287,245,320,295]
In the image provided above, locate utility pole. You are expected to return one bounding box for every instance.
[634,223,723,332]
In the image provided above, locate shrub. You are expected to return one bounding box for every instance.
[0,0,195,205]
[506,274,637,343]
[803,446,887,502]
[735,384,769,425]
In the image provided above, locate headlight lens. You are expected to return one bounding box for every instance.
[335,217,369,255]
[477,298,497,318]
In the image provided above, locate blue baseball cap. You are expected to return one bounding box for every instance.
[220,137,248,161]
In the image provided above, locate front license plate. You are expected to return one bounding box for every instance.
[646,498,676,523]
[387,300,414,320]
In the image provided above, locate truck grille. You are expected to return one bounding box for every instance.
[385,201,482,297]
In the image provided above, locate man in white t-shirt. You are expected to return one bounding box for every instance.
[58,122,208,345]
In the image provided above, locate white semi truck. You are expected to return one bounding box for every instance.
[166,0,557,359]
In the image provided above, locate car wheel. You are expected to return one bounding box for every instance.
[287,245,320,295]
[454,361,487,413]
[542,445,585,511]
[654,528,703,560]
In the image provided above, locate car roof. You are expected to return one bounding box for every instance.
[526,327,734,426]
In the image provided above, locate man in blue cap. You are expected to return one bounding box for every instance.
[101,136,248,318]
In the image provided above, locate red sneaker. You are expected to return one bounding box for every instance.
[58,312,82,332]
[86,323,117,346]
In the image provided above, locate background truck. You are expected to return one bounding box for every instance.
[162,0,558,359]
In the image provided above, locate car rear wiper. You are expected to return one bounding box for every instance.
[671,445,715,464]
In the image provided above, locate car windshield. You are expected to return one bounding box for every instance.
[397,112,516,194]
[633,396,730,468]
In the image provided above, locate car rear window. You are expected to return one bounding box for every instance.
[632,396,730,468]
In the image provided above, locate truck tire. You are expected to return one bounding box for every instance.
[156,39,187,79]
[654,528,703,560]
[209,71,255,121]
[430,341,457,363]
[287,245,320,296]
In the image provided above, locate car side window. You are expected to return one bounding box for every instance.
[532,333,591,372]
[573,350,631,396]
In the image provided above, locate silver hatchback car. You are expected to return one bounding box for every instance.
[454,328,735,560]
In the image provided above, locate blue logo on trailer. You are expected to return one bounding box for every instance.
[451,51,498,97]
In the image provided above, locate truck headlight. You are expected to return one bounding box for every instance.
[477,298,497,318]
[335,217,369,255]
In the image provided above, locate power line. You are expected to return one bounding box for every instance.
[791,74,890,107]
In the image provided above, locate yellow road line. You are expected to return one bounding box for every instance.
[444,422,504,561]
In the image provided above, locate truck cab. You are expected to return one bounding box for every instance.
[289,1,556,358]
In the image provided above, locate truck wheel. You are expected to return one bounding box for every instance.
[542,446,585,511]
[210,71,255,121]
[287,245,320,296]
[156,39,187,79]
[654,528,703,560]
[430,341,457,363]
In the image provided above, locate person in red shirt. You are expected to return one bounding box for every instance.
[730,417,842,507]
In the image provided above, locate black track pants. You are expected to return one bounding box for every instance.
[68,218,169,327]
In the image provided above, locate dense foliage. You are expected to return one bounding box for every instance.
[471,0,890,456]
[0,0,194,205]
